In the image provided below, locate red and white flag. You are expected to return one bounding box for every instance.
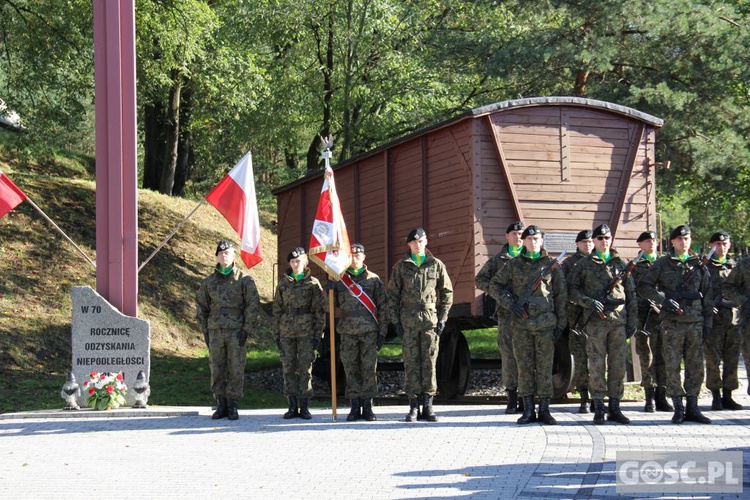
[308,167,351,279]
[205,152,262,269]
[0,169,26,220]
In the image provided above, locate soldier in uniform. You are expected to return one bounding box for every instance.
[562,229,594,413]
[388,228,453,422]
[723,250,750,397]
[475,220,525,414]
[490,225,567,425]
[196,240,261,421]
[568,224,637,425]
[637,225,712,424]
[632,231,672,413]
[704,231,742,410]
[272,247,327,420]
[333,243,389,421]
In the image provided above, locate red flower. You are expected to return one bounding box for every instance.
[106,385,114,394]
[116,373,124,381]
[90,371,98,378]
[89,388,95,395]
[84,381,89,387]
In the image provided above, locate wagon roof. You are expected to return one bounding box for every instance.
[273,96,664,194]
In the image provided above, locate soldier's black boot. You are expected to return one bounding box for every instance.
[685,396,711,424]
[655,387,673,412]
[227,400,239,420]
[722,389,743,410]
[607,398,630,424]
[422,394,438,422]
[593,399,606,425]
[711,389,723,410]
[362,398,377,421]
[671,396,684,424]
[299,398,313,420]
[212,397,228,419]
[347,397,362,421]
[643,387,655,413]
[405,397,420,422]
[538,397,556,425]
[505,388,518,414]
[517,396,536,425]
[517,394,525,412]
[283,396,299,419]
[578,389,590,414]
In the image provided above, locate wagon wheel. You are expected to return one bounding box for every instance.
[437,328,471,399]
[551,329,573,399]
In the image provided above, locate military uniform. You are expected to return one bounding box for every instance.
[334,255,388,421]
[568,228,636,425]
[476,242,521,412]
[273,260,326,419]
[562,247,590,407]
[637,225,712,424]
[389,228,453,422]
[196,241,261,420]
[490,225,566,425]
[723,256,750,397]
[704,231,742,410]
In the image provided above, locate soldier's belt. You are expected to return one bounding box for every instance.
[212,307,243,315]
[288,308,311,315]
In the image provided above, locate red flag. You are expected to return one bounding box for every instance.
[309,167,351,279]
[205,152,263,269]
[0,169,26,219]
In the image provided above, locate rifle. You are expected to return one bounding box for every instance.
[636,299,661,338]
[572,251,642,337]
[711,293,737,316]
[514,250,567,319]
[662,246,715,316]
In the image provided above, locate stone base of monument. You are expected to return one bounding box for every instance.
[0,407,204,420]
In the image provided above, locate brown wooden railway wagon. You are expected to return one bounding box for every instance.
[273,96,664,399]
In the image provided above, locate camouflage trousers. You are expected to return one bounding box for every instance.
[635,312,667,388]
[585,324,626,399]
[208,328,247,400]
[660,320,704,398]
[742,325,750,389]
[402,327,439,397]
[568,327,588,391]
[340,331,379,398]
[280,336,316,398]
[512,328,554,398]
[703,321,740,391]
[497,320,517,390]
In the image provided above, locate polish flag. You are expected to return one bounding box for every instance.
[0,169,26,220]
[308,166,351,279]
[205,152,262,269]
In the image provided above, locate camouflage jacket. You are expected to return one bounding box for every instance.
[567,249,637,329]
[631,254,660,315]
[272,267,327,339]
[334,265,388,336]
[490,248,567,332]
[636,251,712,326]
[561,249,588,328]
[196,265,261,333]
[723,256,750,318]
[707,256,738,326]
[388,250,453,330]
[476,243,517,318]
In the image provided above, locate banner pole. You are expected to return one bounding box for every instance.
[24,197,96,270]
[328,286,337,421]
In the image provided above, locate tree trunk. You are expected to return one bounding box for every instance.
[142,102,166,191]
[306,12,335,173]
[159,71,182,195]
[173,87,193,197]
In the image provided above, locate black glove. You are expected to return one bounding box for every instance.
[626,327,636,339]
[510,302,526,318]
[702,325,712,342]
[324,279,336,291]
[376,333,385,351]
[553,327,563,342]
[590,300,604,313]
[203,329,210,348]
[236,329,248,346]
[662,298,681,313]
[436,320,446,337]
[393,322,404,338]
[312,336,321,350]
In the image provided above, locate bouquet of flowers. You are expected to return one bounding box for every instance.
[84,371,128,410]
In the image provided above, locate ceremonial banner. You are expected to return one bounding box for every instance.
[206,152,263,269]
[308,167,351,279]
[0,169,26,219]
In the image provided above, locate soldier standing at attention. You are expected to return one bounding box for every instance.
[568,225,637,425]
[334,243,389,421]
[562,229,594,414]
[475,221,525,414]
[632,231,672,413]
[704,231,742,411]
[196,240,261,421]
[490,225,567,425]
[722,248,750,397]
[637,225,712,424]
[389,228,453,423]
[273,247,327,420]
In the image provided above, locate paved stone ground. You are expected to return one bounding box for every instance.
[2,368,750,499]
